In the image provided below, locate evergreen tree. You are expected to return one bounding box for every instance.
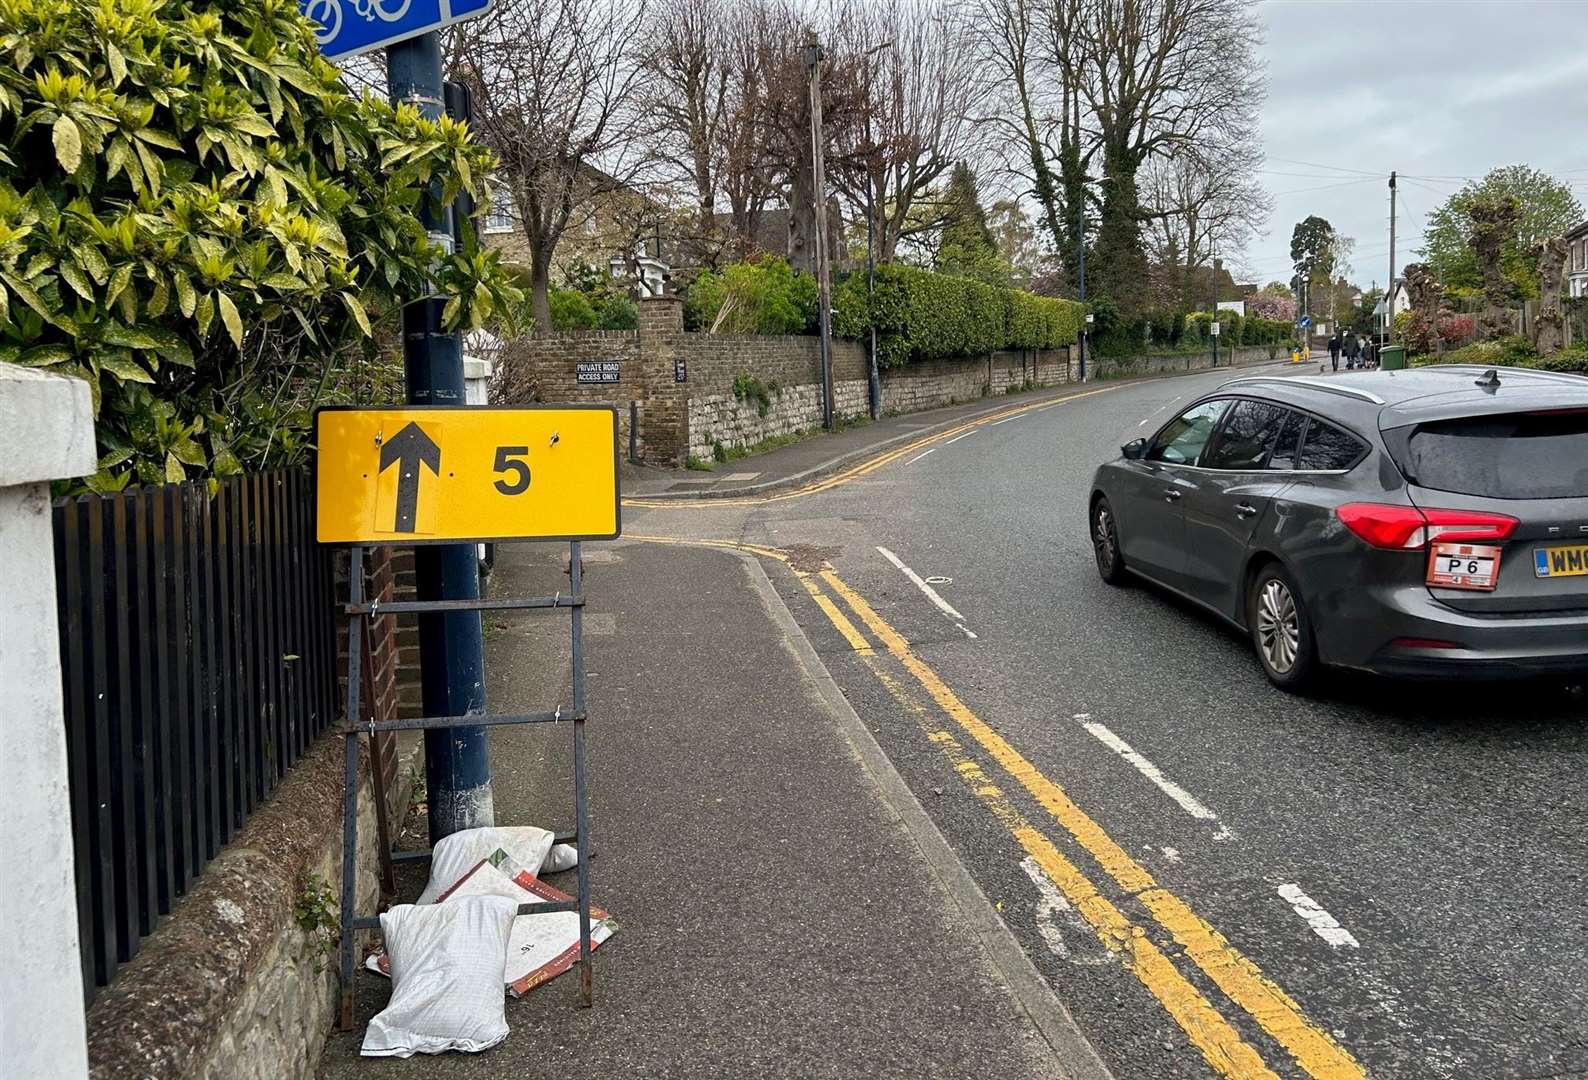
[937,164,1011,285]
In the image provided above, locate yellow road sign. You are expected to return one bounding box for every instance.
[315,405,620,544]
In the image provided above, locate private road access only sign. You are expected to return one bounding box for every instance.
[315,405,621,544]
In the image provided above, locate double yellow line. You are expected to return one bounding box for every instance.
[623,385,1119,509]
[636,534,1368,1079]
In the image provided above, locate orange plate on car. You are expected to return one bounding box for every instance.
[1427,542,1502,590]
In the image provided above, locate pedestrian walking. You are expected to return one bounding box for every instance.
[1328,332,1342,372]
[1344,333,1361,370]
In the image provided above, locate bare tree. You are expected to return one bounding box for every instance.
[454,0,647,327]
[1076,0,1264,316]
[1143,139,1271,308]
[829,0,986,263]
[639,0,733,262]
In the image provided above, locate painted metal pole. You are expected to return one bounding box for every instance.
[388,34,493,842]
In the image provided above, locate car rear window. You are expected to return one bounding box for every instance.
[1404,411,1588,499]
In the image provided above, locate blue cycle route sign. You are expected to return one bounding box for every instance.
[1299,316,1312,328]
[301,0,494,60]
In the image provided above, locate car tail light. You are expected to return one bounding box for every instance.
[1335,502,1518,550]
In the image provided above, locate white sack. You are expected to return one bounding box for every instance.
[361,895,519,1058]
[416,826,555,905]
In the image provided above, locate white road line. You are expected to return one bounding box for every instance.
[1075,715,1232,839]
[876,543,971,638]
[903,446,938,466]
[987,414,1022,426]
[943,430,977,445]
[1277,883,1360,948]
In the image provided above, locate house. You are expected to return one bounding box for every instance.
[480,166,677,293]
[1372,277,1411,333]
[1565,220,1588,299]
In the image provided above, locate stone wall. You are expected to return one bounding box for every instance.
[497,298,1083,466]
[1089,343,1279,380]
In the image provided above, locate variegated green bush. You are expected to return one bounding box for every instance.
[0,0,522,490]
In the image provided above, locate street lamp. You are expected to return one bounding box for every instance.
[804,38,834,429]
[861,39,891,421]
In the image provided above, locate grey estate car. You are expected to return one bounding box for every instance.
[1088,366,1588,690]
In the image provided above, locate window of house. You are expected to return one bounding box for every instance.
[483,187,515,234]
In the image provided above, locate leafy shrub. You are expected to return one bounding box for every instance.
[0,0,520,491]
[1411,335,1588,373]
[548,288,595,330]
[1437,313,1475,344]
[594,295,637,330]
[685,255,817,335]
[832,264,1083,367]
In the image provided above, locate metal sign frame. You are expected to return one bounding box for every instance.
[313,404,622,546]
[337,538,597,1027]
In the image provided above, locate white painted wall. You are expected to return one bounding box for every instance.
[0,364,97,1080]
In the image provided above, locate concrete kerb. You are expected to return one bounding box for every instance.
[734,550,1116,1080]
[634,352,1284,502]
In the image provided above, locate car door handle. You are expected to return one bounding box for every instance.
[1234,502,1259,519]
[1164,489,1182,503]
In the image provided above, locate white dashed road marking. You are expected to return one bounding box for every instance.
[1277,883,1360,948]
[876,546,977,639]
[1075,715,1233,840]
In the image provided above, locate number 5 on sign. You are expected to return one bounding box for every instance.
[315,405,620,544]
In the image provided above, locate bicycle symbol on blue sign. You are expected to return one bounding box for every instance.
[301,0,494,60]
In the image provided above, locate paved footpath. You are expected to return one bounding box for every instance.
[320,541,1103,1079]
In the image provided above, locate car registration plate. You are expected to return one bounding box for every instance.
[1427,542,1501,590]
[1534,543,1588,578]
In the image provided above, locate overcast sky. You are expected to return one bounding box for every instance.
[1243,0,1588,291]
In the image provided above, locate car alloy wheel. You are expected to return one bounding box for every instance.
[1255,578,1300,674]
[1092,498,1127,585]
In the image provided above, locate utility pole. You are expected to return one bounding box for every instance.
[388,34,493,843]
[805,39,835,431]
[1386,170,1397,345]
[1077,197,1087,381]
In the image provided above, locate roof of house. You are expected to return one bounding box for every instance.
[1564,219,1588,242]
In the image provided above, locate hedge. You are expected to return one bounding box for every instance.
[833,265,1084,367]
[685,255,818,335]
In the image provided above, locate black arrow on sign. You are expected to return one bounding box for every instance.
[379,422,441,533]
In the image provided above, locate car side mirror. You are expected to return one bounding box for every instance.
[1121,437,1147,460]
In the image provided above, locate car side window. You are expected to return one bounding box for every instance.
[1296,418,1366,470]
[1147,400,1229,466]
[1203,400,1289,471]
[1267,411,1307,470]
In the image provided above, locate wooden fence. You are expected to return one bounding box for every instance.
[52,468,337,1001]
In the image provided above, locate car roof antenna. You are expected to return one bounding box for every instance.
[1474,368,1501,391]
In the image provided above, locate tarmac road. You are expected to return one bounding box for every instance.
[629,363,1588,1080]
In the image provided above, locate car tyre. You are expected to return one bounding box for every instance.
[1247,562,1317,692]
[1092,496,1129,586]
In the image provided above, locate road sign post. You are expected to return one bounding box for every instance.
[300,0,500,842]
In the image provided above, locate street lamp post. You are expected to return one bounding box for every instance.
[1077,196,1087,381]
[865,184,880,420]
[805,38,834,431]
[860,40,891,422]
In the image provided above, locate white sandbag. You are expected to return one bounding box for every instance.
[361,895,519,1058]
[416,826,555,905]
[541,843,579,874]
